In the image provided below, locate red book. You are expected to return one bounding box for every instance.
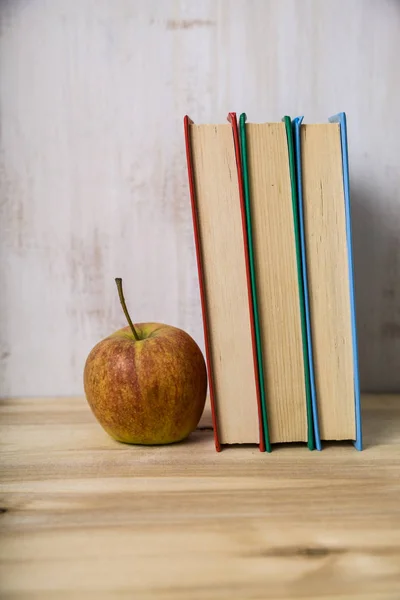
[184,113,265,451]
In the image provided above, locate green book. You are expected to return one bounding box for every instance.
[283,116,314,450]
[239,114,314,450]
[239,114,271,452]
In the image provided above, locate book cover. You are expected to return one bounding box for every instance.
[239,113,271,452]
[228,112,266,452]
[329,113,362,451]
[292,116,321,451]
[283,116,315,451]
[299,115,361,448]
[238,117,310,445]
[184,115,220,451]
[184,115,264,451]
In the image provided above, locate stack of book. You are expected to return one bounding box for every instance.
[184,112,362,452]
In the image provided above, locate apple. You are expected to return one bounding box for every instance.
[84,278,207,445]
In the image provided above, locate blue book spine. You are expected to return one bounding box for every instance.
[329,113,362,451]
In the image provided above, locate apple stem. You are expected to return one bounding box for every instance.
[115,278,140,341]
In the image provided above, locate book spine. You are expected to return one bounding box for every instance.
[328,113,362,451]
[184,116,221,452]
[228,112,265,452]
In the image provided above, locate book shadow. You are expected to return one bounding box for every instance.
[351,183,400,393]
[351,182,400,447]
[360,395,400,449]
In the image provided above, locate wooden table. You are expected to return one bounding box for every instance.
[1,395,400,599]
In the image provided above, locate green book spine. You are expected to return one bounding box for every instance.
[283,116,315,450]
[239,114,271,453]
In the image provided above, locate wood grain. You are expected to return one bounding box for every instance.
[190,124,259,445]
[246,122,307,444]
[1,395,400,599]
[301,124,356,441]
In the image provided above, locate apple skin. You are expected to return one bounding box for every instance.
[84,323,207,445]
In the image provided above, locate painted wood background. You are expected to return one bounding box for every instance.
[0,0,399,396]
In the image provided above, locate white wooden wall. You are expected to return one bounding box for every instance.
[1,0,399,396]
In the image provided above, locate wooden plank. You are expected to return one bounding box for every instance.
[1,395,400,598]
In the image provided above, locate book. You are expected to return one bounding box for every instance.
[239,115,271,453]
[298,113,362,448]
[238,116,312,445]
[284,116,315,450]
[184,114,264,450]
[293,117,321,451]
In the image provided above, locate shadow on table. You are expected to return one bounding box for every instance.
[351,183,400,392]
[360,395,400,449]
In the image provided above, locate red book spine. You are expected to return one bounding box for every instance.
[184,116,221,451]
[227,112,265,452]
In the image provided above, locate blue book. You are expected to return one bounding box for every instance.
[294,113,362,450]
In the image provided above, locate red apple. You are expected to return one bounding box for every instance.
[84,279,207,445]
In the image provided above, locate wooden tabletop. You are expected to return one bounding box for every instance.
[1,394,400,599]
